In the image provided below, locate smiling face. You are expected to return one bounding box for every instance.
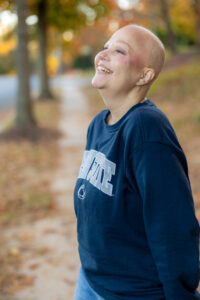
[91,27,147,95]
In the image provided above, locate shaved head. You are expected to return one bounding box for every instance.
[113,24,165,81]
[92,23,166,108]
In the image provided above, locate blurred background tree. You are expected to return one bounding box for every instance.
[14,0,36,128]
[192,0,200,47]
[1,0,200,75]
[0,0,200,129]
[0,0,113,128]
[29,0,113,100]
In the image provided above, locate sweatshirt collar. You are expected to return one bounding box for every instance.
[103,99,154,132]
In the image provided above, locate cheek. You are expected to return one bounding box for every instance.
[113,56,131,73]
[129,54,145,71]
[117,56,129,66]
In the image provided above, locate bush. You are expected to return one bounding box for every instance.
[153,27,196,48]
[194,111,200,123]
[72,54,93,70]
[0,50,15,75]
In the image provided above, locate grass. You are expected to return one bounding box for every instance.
[195,111,200,123]
[147,55,200,218]
[149,56,200,97]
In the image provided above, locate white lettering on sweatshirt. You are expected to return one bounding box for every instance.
[78,150,116,196]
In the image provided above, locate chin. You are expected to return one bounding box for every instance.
[91,76,105,89]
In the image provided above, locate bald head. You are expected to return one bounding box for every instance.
[114,24,165,81]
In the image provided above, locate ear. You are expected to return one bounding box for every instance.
[136,68,155,86]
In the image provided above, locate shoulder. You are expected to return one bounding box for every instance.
[137,105,170,126]
[124,102,182,150]
[139,106,177,143]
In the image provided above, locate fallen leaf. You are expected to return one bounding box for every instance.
[9,247,20,256]
[23,276,34,285]
[29,263,40,270]
[19,232,32,241]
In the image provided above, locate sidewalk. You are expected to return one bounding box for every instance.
[0,109,14,132]
[12,75,94,300]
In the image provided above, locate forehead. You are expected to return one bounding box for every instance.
[107,28,145,52]
[105,39,132,51]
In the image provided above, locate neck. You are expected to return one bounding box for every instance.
[99,87,148,125]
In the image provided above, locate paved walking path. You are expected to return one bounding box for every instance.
[0,109,14,132]
[13,75,93,300]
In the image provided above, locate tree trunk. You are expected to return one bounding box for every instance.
[193,0,200,47]
[160,0,177,53]
[15,0,36,128]
[37,0,54,100]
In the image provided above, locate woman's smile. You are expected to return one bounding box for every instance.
[96,68,112,75]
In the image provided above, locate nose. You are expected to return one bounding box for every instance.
[95,48,110,65]
[99,48,110,60]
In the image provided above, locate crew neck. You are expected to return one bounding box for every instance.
[103,98,152,132]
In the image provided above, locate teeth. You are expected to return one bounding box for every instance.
[97,66,111,73]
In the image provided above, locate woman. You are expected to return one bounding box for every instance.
[73,24,200,300]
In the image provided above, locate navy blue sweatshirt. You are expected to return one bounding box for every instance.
[74,98,200,300]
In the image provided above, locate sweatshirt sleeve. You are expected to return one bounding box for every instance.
[132,141,200,300]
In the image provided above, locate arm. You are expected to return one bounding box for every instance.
[132,142,200,300]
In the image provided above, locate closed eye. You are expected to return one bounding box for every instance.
[116,49,125,54]
[103,46,125,55]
